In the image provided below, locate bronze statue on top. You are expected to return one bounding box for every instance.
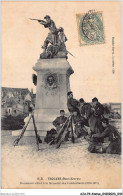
[30,15,68,59]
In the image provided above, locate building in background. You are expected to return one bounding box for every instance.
[1,87,36,117]
[110,103,121,115]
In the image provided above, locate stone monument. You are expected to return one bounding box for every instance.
[13,15,74,136]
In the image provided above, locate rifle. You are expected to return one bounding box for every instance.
[13,111,42,150]
[70,116,75,143]
[45,43,75,58]
[32,113,42,151]
[67,50,75,58]
[48,115,71,145]
[29,18,46,24]
[13,113,32,146]
[56,116,71,149]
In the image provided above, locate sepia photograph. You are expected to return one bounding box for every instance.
[1,0,122,190]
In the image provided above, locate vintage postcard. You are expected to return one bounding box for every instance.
[1,1,122,190]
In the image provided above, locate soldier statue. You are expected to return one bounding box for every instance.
[30,15,68,58]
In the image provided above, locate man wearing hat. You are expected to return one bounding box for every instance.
[39,15,58,52]
[88,118,121,154]
[87,97,104,135]
[67,91,79,114]
[52,110,67,133]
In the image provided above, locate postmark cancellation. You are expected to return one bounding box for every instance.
[76,10,105,46]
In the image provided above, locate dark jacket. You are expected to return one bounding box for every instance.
[72,114,87,138]
[88,102,104,134]
[72,114,84,126]
[53,116,67,128]
[93,102,104,117]
[93,124,121,142]
[44,20,57,33]
[80,103,92,119]
[67,97,79,113]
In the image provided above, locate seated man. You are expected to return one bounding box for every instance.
[72,110,88,138]
[88,118,121,154]
[50,114,71,147]
[52,110,67,133]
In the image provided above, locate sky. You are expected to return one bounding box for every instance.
[1,1,121,103]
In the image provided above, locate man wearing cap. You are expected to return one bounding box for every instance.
[67,91,79,114]
[88,97,104,135]
[39,15,58,51]
[79,98,92,125]
[91,97,104,117]
[88,118,121,154]
[51,110,70,146]
[52,110,67,133]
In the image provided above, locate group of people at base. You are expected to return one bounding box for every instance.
[44,91,121,154]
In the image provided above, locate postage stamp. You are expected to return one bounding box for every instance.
[76,10,105,46]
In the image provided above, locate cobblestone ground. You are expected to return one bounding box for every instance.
[1,130,122,189]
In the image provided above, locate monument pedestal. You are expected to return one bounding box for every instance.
[12,58,74,137]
